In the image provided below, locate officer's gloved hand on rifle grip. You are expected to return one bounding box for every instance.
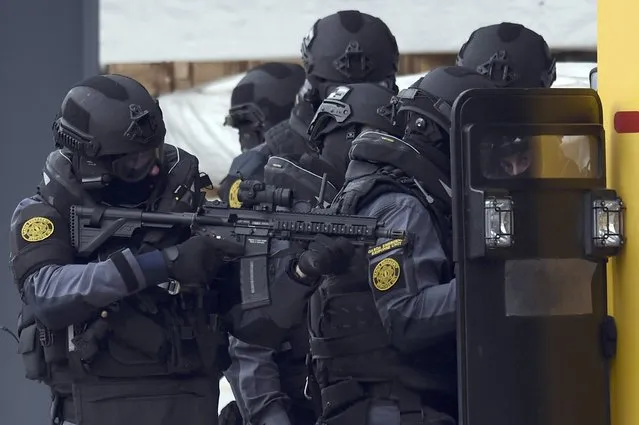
[161,235,244,285]
[291,234,354,285]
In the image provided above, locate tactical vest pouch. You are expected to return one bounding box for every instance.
[80,339,170,379]
[109,310,167,359]
[72,376,219,425]
[68,302,170,377]
[17,322,47,381]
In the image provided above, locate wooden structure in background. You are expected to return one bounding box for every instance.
[105,52,595,97]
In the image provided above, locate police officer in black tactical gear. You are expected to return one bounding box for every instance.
[9,74,245,425]
[218,10,399,203]
[225,62,305,153]
[262,82,403,203]
[218,63,305,204]
[295,67,498,425]
[481,133,586,179]
[482,136,533,178]
[223,82,402,425]
[456,22,557,88]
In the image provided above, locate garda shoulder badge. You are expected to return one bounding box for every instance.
[372,257,401,291]
[21,217,55,242]
[228,179,243,209]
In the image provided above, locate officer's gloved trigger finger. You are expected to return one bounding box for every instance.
[336,237,354,255]
[203,237,244,256]
[217,240,245,256]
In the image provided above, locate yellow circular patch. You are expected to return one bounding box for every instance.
[21,217,55,242]
[372,258,401,291]
[228,179,243,209]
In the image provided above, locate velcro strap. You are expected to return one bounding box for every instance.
[11,240,75,287]
[109,251,139,292]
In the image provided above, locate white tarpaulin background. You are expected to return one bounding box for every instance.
[100,0,595,63]
[159,62,596,185]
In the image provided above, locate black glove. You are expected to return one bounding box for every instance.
[162,235,244,285]
[295,234,355,280]
[218,401,243,425]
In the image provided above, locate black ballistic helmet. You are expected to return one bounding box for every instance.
[308,82,400,149]
[225,62,305,150]
[493,136,530,157]
[394,66,497,133]
[456,22,557,88]
[481,135,532,178]
[301,10,399,87]
[53,74,165,183]
[306,83,401,179]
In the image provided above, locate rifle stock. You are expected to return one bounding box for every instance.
[70,201,406,310]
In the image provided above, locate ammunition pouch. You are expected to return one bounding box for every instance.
[17,319,47,381]
[17,308,66,382]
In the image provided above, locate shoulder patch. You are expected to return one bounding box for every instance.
[228,179,243,209]
[372,257,401,291]
[368,238,407,257]
[21,217,55,242]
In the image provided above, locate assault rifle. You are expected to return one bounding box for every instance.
[69,188,405,310]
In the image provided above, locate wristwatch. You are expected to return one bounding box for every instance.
[288,260,318,286]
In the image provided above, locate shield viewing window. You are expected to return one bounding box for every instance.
[478,133,600,180]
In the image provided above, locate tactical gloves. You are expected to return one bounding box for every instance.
[294,234,355,282]
[162,235,244,285]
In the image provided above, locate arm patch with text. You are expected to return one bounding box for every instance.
[367,238,407,258]
[368,238,409,292]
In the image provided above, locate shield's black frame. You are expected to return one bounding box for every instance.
[450,88,611,425]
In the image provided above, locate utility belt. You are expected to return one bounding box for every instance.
[316,379,456,425]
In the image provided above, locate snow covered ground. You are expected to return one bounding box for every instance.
[100,0,596,64]
[159,62,596,185]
